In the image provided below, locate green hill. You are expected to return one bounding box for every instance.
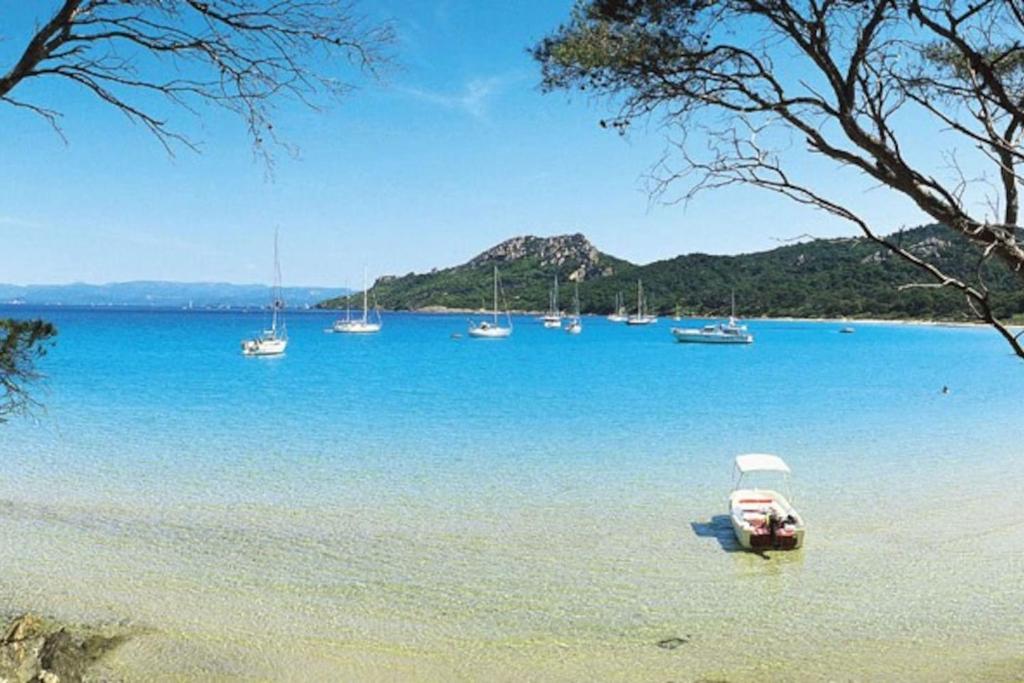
[319,226,1024,321]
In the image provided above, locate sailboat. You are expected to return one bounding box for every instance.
[626,280,657,325]
[333,269,382,334]
[468,265,513,338]
[241,229,288,356]
[606,292,628,322]
[565,282,582,335]
[541,274,562,328]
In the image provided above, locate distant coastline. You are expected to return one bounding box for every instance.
[317,226,1024,324]
[6,303,1015,329]
[338,304,1024,329]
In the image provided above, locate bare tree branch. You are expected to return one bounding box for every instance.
[0,1,394,163]
[536,0,1024,357]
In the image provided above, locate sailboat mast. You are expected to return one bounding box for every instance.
[362,268,369,324]
[493,265,499,323]
[271,227,281,332]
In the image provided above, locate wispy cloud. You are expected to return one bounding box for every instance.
[0,215,46,230]
[399,76,506,120]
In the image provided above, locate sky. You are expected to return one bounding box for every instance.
[0,1,942,286]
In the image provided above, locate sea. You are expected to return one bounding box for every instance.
[1,305,1022,681]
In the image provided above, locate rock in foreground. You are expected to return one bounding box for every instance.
[0,613,129,683]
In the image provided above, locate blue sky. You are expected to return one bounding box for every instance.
[0,1,934,286]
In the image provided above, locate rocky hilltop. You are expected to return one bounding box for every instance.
[320,233,630,313]
[318,225,1024,321]
[467,234,615,281]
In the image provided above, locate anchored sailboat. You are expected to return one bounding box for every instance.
[607,292,628,323]
[469,266,513,338]
[542,274,563,328]
[626,280,657,325]
[241,229,288,356]
[565,281,582,335]
[333,269,382,334]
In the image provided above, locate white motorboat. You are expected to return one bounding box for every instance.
[729,453,805,551]
[672,318,753,344]
[606,292,628,322]
[626,280,657,325]
[468,265,513,338]
[334,268,382,334]
[565,282,582,335]
[671,292,753,343]
[242,229,288,356]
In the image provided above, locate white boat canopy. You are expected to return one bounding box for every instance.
[734,453,791,474]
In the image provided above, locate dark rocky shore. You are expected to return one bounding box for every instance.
[0,614,130,683]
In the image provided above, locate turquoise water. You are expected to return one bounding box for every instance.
[1,306,1022,680]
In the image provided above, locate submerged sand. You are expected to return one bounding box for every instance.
[2,456,1022,681]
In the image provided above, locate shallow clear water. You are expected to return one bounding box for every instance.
[1,306,1022,680]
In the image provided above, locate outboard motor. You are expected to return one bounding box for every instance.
[768,511,782,549]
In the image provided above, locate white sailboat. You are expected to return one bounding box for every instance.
[333,269,382,334]
[626,280,657,325]
[541,274,562,328]
[241,229,288,356]
[671,291,753,344]
[565,281,582,335]
[468,265,513,338]
[606,292,628,322]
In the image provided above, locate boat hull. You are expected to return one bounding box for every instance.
[672,328,753,344]
[333,322,381,334]
[729,489,804,551]
[241,338,287,356]
[467,326,512,339]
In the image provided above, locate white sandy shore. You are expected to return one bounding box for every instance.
[371,306,1024,330]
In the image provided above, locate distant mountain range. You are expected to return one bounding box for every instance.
[319,226,1024,321]
[0,281,349,308]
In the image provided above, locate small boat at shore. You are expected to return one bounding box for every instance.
[729,453,805,551]
[839,326,855,334]
[242,229,288,356]
[469,266,513,338]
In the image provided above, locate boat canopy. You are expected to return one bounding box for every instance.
[734,453,790,474]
